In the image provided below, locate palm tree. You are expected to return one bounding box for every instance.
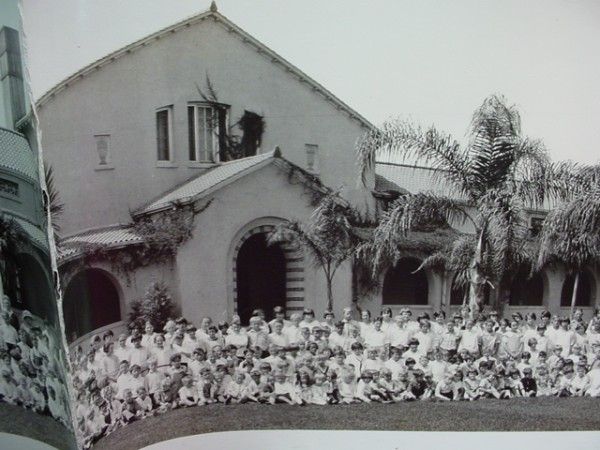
[357,95,591,316]
[268,192,360,311]
[537,189,600,315]
[44,163,64,234]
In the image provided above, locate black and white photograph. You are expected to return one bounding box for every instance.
[0,2,75,448]
[5,0,600,449]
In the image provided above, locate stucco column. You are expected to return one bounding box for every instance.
[427,270,444,312]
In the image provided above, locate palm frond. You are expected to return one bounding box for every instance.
[44,163,64,233]
[537,195,600,270]
[357,119,471,193]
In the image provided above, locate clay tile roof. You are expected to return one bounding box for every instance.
[58,225,143,261]
[0,128,38,181]
[375,162,464,199]
[136,150,278,215]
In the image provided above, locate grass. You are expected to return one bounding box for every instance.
[0,403,77,450]
[94,397,600,450]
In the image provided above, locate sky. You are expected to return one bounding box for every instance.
[20,0,600,164]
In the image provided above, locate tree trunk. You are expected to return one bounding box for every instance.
[570,272,580,317]
[468,229,487,320]
[326,276,334,311]
[440,271,449,318]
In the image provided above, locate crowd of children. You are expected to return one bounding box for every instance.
[70,305,600,447]
[0,294,72,428]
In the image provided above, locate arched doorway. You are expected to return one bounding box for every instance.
[382,257,428,305]
[561,270,593,307]
[509,270,544,306]
[236,232,287,324]
[63,268,121,342]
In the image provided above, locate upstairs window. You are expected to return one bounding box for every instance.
[156,107,173,162]
[188,103,228,163]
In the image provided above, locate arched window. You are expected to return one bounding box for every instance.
[382,258,428,305]
[63,269,121,342]
[509,270,544,306]
[561,271,593,307]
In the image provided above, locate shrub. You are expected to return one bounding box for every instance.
[128,282,174,333]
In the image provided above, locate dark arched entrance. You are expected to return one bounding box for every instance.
[63,269,121,342]
[236,233,286,324]
[382,257,428,305]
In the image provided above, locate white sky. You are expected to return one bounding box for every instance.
[21,0,600,164]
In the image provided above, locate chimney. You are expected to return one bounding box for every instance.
[0,26,26,129]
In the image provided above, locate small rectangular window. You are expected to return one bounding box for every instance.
[156,107,172,161]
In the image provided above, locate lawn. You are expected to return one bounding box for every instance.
[0,403,77,450]
[94,397,600,450]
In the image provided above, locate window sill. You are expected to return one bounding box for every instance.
[187,161,218,169]
[156,161,178,168]
[94,164,115,171]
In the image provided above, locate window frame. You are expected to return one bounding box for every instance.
[155,106,175,167]
[187,102,229,165]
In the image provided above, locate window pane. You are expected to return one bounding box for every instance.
[197,107,207,161]
[188,106,196,161]
[206,108,214,160]
[156,109,170,161]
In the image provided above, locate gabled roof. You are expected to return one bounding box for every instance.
[35,4,374,130]
[135,148,328,216]
[0,127,38,181]
[135,149,280,215]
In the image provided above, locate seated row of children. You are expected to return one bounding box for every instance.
[0,295,72,428]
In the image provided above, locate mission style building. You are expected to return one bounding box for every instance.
[37,5,598,345]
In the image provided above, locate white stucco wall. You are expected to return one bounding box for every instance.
[175,162,353,325]
[38,17,373,237]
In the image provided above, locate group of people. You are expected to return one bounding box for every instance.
[70,304,600,447]
[0,294,72,428]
